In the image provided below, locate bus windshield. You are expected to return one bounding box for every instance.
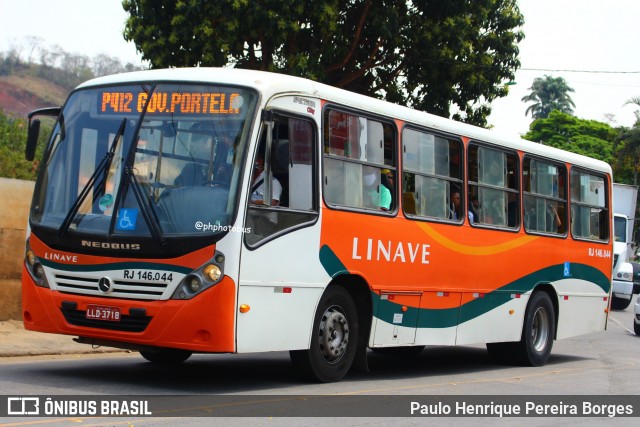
[30,83,257,241]
[614,216,627,243]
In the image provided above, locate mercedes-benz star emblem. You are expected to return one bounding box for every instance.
[98,277,113,294]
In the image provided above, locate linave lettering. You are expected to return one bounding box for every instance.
[352,237,430,264]
[43,253,78,263]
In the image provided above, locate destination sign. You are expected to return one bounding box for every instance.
[99,91,243,115]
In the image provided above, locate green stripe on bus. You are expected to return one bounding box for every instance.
[319,244,349,277]
[374,263,610,328]
[318,245,610,329]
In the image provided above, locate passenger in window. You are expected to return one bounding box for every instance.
[364,169,391,211]
[546,202,561,232]
[469,195,480,223]
[250,153,282,206]
[381,169,394,208]
[450,191,462,220]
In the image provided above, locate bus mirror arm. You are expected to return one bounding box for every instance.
[25,107,61,161]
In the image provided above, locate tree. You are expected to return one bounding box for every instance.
[0,110,46,180]
[122,0,524,127]
[522,110,616,165]
[616,96,640,185]
[521,75,576,119]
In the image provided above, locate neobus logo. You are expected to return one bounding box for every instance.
[81,241,141,250]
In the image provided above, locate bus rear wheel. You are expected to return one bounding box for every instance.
[290,286,359,383]
[513,291,555,366]
[140,348,192,365]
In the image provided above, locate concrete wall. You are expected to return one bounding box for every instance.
[0,178,34,320]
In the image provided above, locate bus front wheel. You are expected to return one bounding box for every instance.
[290,286,359,383]
[514,291,555,366]
[140,348,192,365]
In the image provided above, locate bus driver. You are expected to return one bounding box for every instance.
[250,152,282,206]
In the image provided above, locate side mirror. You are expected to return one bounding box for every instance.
[26,119,41,161]
[26,107,61,161]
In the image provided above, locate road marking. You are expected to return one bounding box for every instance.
[608,314,635,335]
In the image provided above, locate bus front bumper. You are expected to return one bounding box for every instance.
[21,265,237,353]
[612,279,633,300]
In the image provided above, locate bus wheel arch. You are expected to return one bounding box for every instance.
[487,285,558,366]
[290,274,371,382]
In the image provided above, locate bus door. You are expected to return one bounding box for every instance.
[236,112,323,352]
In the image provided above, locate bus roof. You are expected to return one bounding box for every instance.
[79,67,612,175]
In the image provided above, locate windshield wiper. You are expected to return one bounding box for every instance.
[58,119,127,237]
[115,165,167,247]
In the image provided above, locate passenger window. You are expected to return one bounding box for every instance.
[570,169,608,241]
[246,116,317,246]
[323,109,395,212]
[402,128,462,221]
[468,144,518,228]
[523,158,567,235]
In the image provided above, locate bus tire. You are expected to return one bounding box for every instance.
[290,286,358,383]
[513,291,555,366]
[139,348,192,365]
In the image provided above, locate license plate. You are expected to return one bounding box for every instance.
[86,304,121,322]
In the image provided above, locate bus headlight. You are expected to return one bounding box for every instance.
[24,242,49,288]
[171,251,225,300]
[26,250,36,267]
[204,264,222,282]
[188,276,202,292]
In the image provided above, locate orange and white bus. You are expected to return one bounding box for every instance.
[23,68,612,382]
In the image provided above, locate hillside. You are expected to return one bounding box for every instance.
[0,74,68,119]
[0,47,146,120]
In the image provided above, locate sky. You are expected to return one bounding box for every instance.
[1,0,639,136]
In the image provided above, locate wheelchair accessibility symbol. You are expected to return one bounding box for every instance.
[563,262,571,277]
[116,208,139,231]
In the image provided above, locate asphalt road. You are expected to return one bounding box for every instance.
[0,304,638,426]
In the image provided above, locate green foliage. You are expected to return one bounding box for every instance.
[614,129,640,185]
[522,110,622,172]
[615,97,640,185]
[0,110,46,180]
[122,0,524,127]
[521,75,576,119]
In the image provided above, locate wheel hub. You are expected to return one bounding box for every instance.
[318,306,349,363]
[531,306,550,352]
